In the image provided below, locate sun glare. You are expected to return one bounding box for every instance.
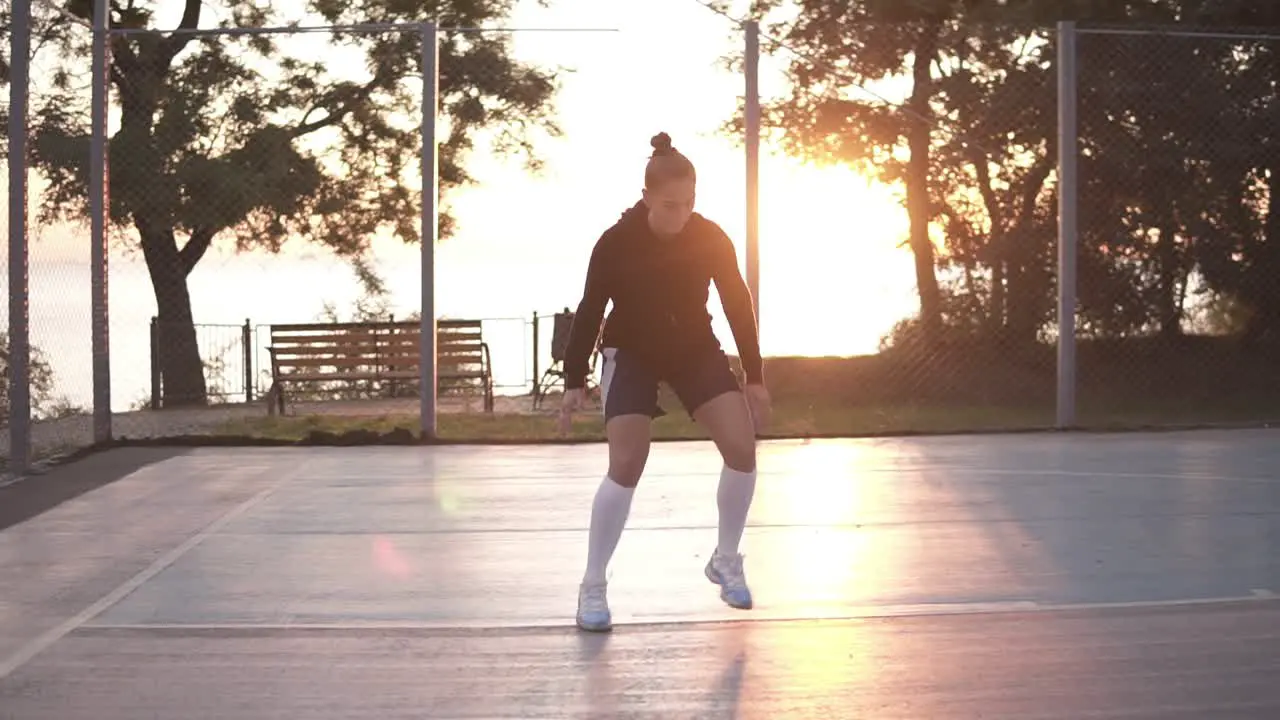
[705,155,919,358]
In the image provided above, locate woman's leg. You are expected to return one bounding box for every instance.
[671,352,758,610]
[693,390,757,555]
[582,414,651,586]
[577,349,659,632]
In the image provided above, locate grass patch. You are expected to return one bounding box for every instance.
[207,336,1280,444]
[214,401,1062,444]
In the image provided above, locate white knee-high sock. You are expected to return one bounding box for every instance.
[717,465,757,556]
[583,476,635,585]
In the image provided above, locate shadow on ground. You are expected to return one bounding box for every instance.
[0,447,193,532]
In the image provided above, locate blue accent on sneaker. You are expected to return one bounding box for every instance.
[577,582,613,632]
[705,556,754,610]
[721,584,753,610]
[577,608,612,632]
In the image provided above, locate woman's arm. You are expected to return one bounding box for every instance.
[709,229,764,386]
[564,236,614,390]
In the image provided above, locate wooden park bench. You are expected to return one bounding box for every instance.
[266,319,494,414]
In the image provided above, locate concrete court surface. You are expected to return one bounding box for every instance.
[1,429,1280,718]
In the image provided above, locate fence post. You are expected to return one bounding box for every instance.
[7,0,31,473]
[531,311,540,400]
[745,19,761,332]
[150,317,161,410]
[419,21,440,439]
[90,0,111,443]
[1056,20,1079,429]
[242,319,253,403]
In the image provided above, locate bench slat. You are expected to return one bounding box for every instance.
[268,339,484,353]
[271,353,483,363]
[270,320,481,333]
[269,327,482,338]
[277,370,487,382]
[270,340,483,353]
[273,356,481,369]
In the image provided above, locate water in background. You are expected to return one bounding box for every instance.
[21,236,915,413]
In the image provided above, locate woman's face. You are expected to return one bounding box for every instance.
[642,177,696,237]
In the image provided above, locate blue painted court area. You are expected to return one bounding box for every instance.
[1,430,1279,718]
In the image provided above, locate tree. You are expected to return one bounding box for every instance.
[929,20,1058,342]
[734,0,1280,349]
[1189,31,1280,345]
[28,0,560,406]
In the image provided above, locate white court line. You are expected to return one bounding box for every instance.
[0,465,300,681]
[77,591,1280,633]
[947,469,1280,483]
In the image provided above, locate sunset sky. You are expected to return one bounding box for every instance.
[13,0,924,407]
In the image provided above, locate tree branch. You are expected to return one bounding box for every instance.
[110,34,140,75]
[179,226,216,277]
[159,0,201,66]
[291,72,392,138]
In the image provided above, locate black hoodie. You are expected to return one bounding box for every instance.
[563,201,763,390]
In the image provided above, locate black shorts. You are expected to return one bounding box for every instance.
[599,346,742,421]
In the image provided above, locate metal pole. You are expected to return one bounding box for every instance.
[1056,21,1079,429]
[419,22,439,439]
[744,20,761,329]
[90,0,112,443]
[7,0,32,473]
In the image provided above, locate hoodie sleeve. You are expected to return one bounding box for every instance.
[709,225,765,385]
[563,234,614,390]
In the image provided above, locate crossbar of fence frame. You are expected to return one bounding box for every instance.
[105,24,619,37]
[1074,27,1280,42]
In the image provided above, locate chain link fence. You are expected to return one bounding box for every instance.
[3,1,98,473]
[743,17,1280,435]
[741,18,1066,433]
[1071,25,1280,426]
[9,9,1280,475]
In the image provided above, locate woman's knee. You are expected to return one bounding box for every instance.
[719,432,756,473]
[608,458,646,488]
[693,392,756,472]
[606,415,652,488]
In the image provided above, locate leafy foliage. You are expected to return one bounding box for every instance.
[731,0,1280,346]
[20,0,561,405]
[0,332,84,424]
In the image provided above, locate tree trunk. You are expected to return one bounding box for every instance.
[154,280,207,407]
[1005,157,1056,344]
[906,25,943,339]
[968,148,1006,332]
[990,260,1007,331]
[1155,223,1184,339]
[139,221,208,407]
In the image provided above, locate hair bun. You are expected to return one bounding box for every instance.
[650,132,674,156]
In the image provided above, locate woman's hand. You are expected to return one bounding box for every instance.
[744,383,771,435]
[559,387,587,436]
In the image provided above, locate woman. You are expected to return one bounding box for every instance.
[559,132,771,632]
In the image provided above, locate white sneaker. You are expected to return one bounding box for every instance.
[576,581,612,632]
[705,549,753,609]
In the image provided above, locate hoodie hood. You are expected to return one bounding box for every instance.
[614,199,705,240]
[618,200,648,226]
